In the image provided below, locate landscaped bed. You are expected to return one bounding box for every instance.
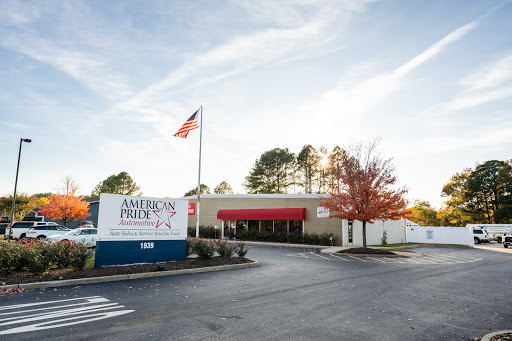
[0,256,253,286]
[0,238,251,289]
[337,247,398,255]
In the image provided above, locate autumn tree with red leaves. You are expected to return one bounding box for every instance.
[320,139,408,248]
[39,177,90,226]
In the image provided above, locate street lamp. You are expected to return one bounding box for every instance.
[8,138,31,241]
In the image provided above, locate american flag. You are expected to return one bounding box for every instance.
[174,109,199,138]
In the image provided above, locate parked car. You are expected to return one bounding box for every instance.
[25,224,70,240]
[0,223,8,237]
[46,227,98,248]
[503,232,512,248]
[8,221,62,239]
[80,220,95,228]
[473,229,493,244]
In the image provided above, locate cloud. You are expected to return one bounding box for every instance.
[0,1,133,101]
[460,54,512,90]
[438,53,512,112]
[0,0,40,26]
[111,0,381,123]
[393,20,480,78]
[299,15,481,124]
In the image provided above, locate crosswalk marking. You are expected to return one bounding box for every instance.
[287,252,482,265]
[0,296,134,335]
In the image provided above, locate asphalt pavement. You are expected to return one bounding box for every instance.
[1,244,510,340]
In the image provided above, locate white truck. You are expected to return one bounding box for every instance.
[467,224,512,244]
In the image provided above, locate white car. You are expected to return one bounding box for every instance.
[9,221,62,239]
[26,224,70,240]
[46,228,98,247]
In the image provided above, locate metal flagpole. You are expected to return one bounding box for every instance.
[195,106,203,238]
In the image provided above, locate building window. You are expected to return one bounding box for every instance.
[289,220,302,233]
[248,220,259,232]
[274,220,286,233]
[261,220,273,232]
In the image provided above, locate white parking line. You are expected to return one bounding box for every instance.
[0,296,134,335]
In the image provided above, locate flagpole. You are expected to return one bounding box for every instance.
[196,106,203,238]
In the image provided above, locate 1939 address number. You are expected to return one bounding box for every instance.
[140,242,154,249]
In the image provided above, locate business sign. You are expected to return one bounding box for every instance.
[95,193,188,266]
[317,207,330,218]
[188,203,196,215]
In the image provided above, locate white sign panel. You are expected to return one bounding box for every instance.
[317,207,330,218]
[98,193,188,241]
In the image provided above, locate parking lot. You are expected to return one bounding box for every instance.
[473,242,512,254]
[1,244,511,340]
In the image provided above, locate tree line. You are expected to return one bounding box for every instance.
[243,145,346,194]
[1,172,141,226]
[408,160,512,226]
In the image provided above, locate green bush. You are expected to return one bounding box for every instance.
[68,242,93,271]
[187,226,219,239]
[215,240,236,258]
[235,242,248,257]
[191,238,216,260]
[187,228,334,247]
[186,237,194,256]
[0,240,93,275]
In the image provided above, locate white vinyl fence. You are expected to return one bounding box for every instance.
[406,225,473,246]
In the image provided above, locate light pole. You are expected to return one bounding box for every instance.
[8,138,31,241]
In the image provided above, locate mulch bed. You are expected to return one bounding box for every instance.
[0,257,253,286]
[337,247,397,255]
[492,333,512,341]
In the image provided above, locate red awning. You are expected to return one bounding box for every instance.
[217,208,306,220]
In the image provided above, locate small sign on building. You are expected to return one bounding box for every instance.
[317,207,330,218]
[188,202,195,215]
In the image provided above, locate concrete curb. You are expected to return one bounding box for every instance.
[0,261,260,291]
[481,330,512,341]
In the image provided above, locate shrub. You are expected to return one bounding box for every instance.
[0,240,93,274]
[187,226,219,239]
[50,241,73,268]
[319,232,332,246]
[26,241,53,275]
[68,242,93,271]
[235,243,248,257]
[215,240,236,258]
[191,238,216,260]
[186,237,194,256]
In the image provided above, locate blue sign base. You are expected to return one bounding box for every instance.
[94,240,187,267]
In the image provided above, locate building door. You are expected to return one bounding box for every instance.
[348,219,353,245]
[223,220,235,239]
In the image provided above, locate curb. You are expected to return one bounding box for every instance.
[481,330,512,341]
[0,261,260,291]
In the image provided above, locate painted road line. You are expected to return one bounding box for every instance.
[367,257,388,263]
[347,255,369,262]
[328,254,352,261]
[0,296,133,335]
[313,252,332,260]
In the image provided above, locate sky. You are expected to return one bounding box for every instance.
[1,0,511,208]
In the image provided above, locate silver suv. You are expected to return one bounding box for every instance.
[8,221,61,239]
